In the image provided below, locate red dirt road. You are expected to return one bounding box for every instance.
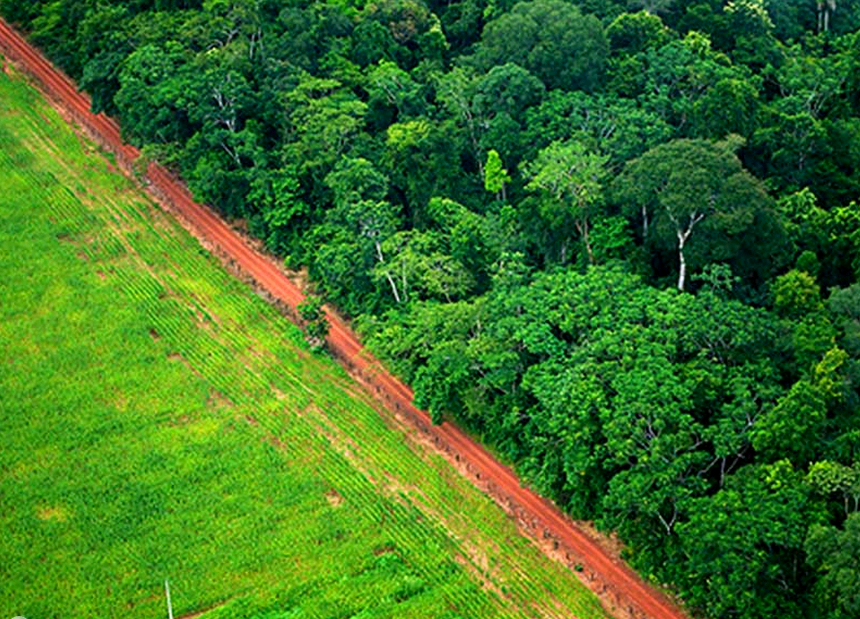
[0,20,688,619]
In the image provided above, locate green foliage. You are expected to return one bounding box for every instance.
[807,461,860,515]
[614,138,783,290]
[677,461,820,619]
[382,118,464,225]
[523,139,609,264]
[311,196,400,313]
[434,62,544,174]
[752,348,848,465]
[473,0,608,91]
[483,149,510,199]
[773,269,823,318]
[606,10,672,55]
[365,60,426,127]
[523,90,672,168]
[805,513,860,619]
[690,77,760,138]
[636,32,753,132]
[297,294,331,350]
[249,166,309,256]
[115,42,191,146]
[284,73,368,178]
[829,284,860,356]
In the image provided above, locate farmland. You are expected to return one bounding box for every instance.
[0,65,609,619]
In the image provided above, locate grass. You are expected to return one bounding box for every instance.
[0,64,609,619]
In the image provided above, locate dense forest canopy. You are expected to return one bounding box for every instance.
[3,0,859,617]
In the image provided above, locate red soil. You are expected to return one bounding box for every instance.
[0,19,689,619]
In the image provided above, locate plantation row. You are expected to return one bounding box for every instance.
[0,67,607,619]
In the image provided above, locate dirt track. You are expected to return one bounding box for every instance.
[0,19,689,619]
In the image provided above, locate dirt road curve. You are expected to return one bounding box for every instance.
[0,19,688,619]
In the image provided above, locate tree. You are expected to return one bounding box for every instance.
[770,268,840,375]
[763,0,818,41]
[638,31,751,133]
[312,198,401,313]
[523,90,673,169]
[829,284,860,357]
[721,0,776,57]
[690,77,761,139]
[461,265,782,526]
[325,157,389,206]
[750,42,853,192]
[382,119,465,226]
[773,269,824,319]
[472,62,545,121]
[614,139,776,290]
[297,294,330,351]
[523,140,609,265]
[436,63,544,177]
[247,166,309,256]
[606,10,671,55]
[807,460,860,515]
[629,0,675,15]
[806,513,860,619]
[199,0,266,52]
[473,0,608,92]
[361,0,446,68]
[677,461,820,619]
[308,160,399,314]
[77,4,133,114]
[284,73,368,181]
[115,42,192,146]
[435,67,485,176]
[817,0,837,33]
[484,149,510,201]
[28,0,95,77]
[365,298,482,387]
[425,196,498,291]
[364,59,426,129]
[472,62,545,165]
[375,230,475,304]
[752,348,849,465]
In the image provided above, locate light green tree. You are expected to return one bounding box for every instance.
[484,149,510,201]
[523,140,609,264]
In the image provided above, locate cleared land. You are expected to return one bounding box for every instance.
[0,65,610,619]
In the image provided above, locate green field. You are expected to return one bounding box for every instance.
[0,66,607,619]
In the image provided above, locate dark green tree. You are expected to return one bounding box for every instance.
[472,0,608,92]
[805,513,860,619]
[677,461,821,619]
[614,138,780,290]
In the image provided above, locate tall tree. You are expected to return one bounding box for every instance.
[484,149,510,202]
[523,140,609,265]
[472,0,608,92]
[614,138,777,290]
